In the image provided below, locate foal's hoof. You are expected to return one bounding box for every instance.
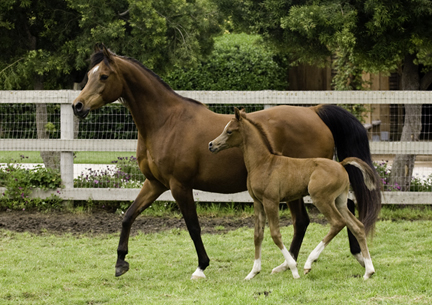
[363,270,375,280]
[304,268,311,275]
[115,261,130,277]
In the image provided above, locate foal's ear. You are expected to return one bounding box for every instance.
[234,107,242,121]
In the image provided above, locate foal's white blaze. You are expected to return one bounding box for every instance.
[304,241,326,273]
[271,246,300,279]
[191,267,206,280]
[245,259,261,280]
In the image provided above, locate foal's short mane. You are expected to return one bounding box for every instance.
[89,49,204,107]
[243,115,280,155]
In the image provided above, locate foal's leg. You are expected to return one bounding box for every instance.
[303,197,346,275]
[245,200,266,280]
[170,181,210,280]
[264,199,300,279]
[335,196,375,280]
[116,179,167,277]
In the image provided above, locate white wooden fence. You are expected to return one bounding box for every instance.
[1,90,431,204]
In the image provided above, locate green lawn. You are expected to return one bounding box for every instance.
[1,220,432,304]
[0,151,135,164]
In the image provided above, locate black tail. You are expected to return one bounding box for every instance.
[315,104,381,235]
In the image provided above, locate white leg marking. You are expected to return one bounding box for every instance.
[191,267,206,280]
[245,259,262,280]
[363,257,375,280]
[271,246,300,279]
[304,241,326,273]
[353,253,365,268]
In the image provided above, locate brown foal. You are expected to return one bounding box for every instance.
[209,108,377,280]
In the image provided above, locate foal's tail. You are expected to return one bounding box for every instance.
[314,104,381,236]
[340,157,378,191]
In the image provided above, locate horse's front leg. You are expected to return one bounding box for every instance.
[170,182,209,280]
[115,179,167,277]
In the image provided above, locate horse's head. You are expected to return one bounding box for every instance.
[72,44,123,119]
[209,107,246,154]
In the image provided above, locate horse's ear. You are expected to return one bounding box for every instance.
[234,107,242,121]
[101,44,113,62]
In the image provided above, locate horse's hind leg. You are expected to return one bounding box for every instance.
[264,199,300,279]
[287,198,310,261]
[335,196,375,280]
[347,199,365,267]
[116,179,167,277]
[245,200,266,280]
[304,197,346,275]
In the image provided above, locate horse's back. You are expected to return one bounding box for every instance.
[249,106,334,159]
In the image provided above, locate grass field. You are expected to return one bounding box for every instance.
[0,151,134,164]
[1,220,432,304]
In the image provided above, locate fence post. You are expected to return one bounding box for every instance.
[60,103,74,207]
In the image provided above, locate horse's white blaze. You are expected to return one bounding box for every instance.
[92,65,100,74]
[245,259,262,280]
[191,267,206,280]
[304,241,326,271]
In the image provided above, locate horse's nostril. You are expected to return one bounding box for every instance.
[209,142,213,148]
[75,101,84,112]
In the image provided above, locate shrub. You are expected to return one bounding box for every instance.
[0,155,62,210]
[165,33,288,90]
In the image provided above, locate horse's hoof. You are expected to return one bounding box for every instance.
[191,268,206,280]
[115,261,130,277]
[304,268,311,275]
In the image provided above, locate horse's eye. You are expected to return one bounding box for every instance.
[227,130,232,135]
[100,75,109,81]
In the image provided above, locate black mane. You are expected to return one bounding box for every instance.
[89,49,204,106]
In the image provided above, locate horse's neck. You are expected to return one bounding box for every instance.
[240,120,273,171]
[119,60,189,137]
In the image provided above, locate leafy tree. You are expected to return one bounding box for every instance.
[0,0,223,169]
[214,0,432,190]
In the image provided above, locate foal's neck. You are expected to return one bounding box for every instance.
[240,119,274,171]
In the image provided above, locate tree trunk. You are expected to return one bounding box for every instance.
[34,78,60,170]
[389,54,422,191]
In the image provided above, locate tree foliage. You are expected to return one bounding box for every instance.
[165,33,287,90]
[0,0,223,90]
[215,0,432,89]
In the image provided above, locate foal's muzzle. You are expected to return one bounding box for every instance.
[208,141,220,154]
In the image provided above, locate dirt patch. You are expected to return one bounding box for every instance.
[0,209,326,236]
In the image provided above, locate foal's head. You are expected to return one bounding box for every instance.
[209,107,245,154]
[72,44,124,119]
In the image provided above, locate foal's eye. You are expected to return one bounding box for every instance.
[227,130,232,135]
[100,75,109,81]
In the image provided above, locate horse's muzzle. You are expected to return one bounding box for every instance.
[72,101,90,119]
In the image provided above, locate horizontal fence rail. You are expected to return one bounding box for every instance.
[1,90,432,204]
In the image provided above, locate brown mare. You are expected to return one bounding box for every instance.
[72,45,381,279]
[209,108,377,280]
